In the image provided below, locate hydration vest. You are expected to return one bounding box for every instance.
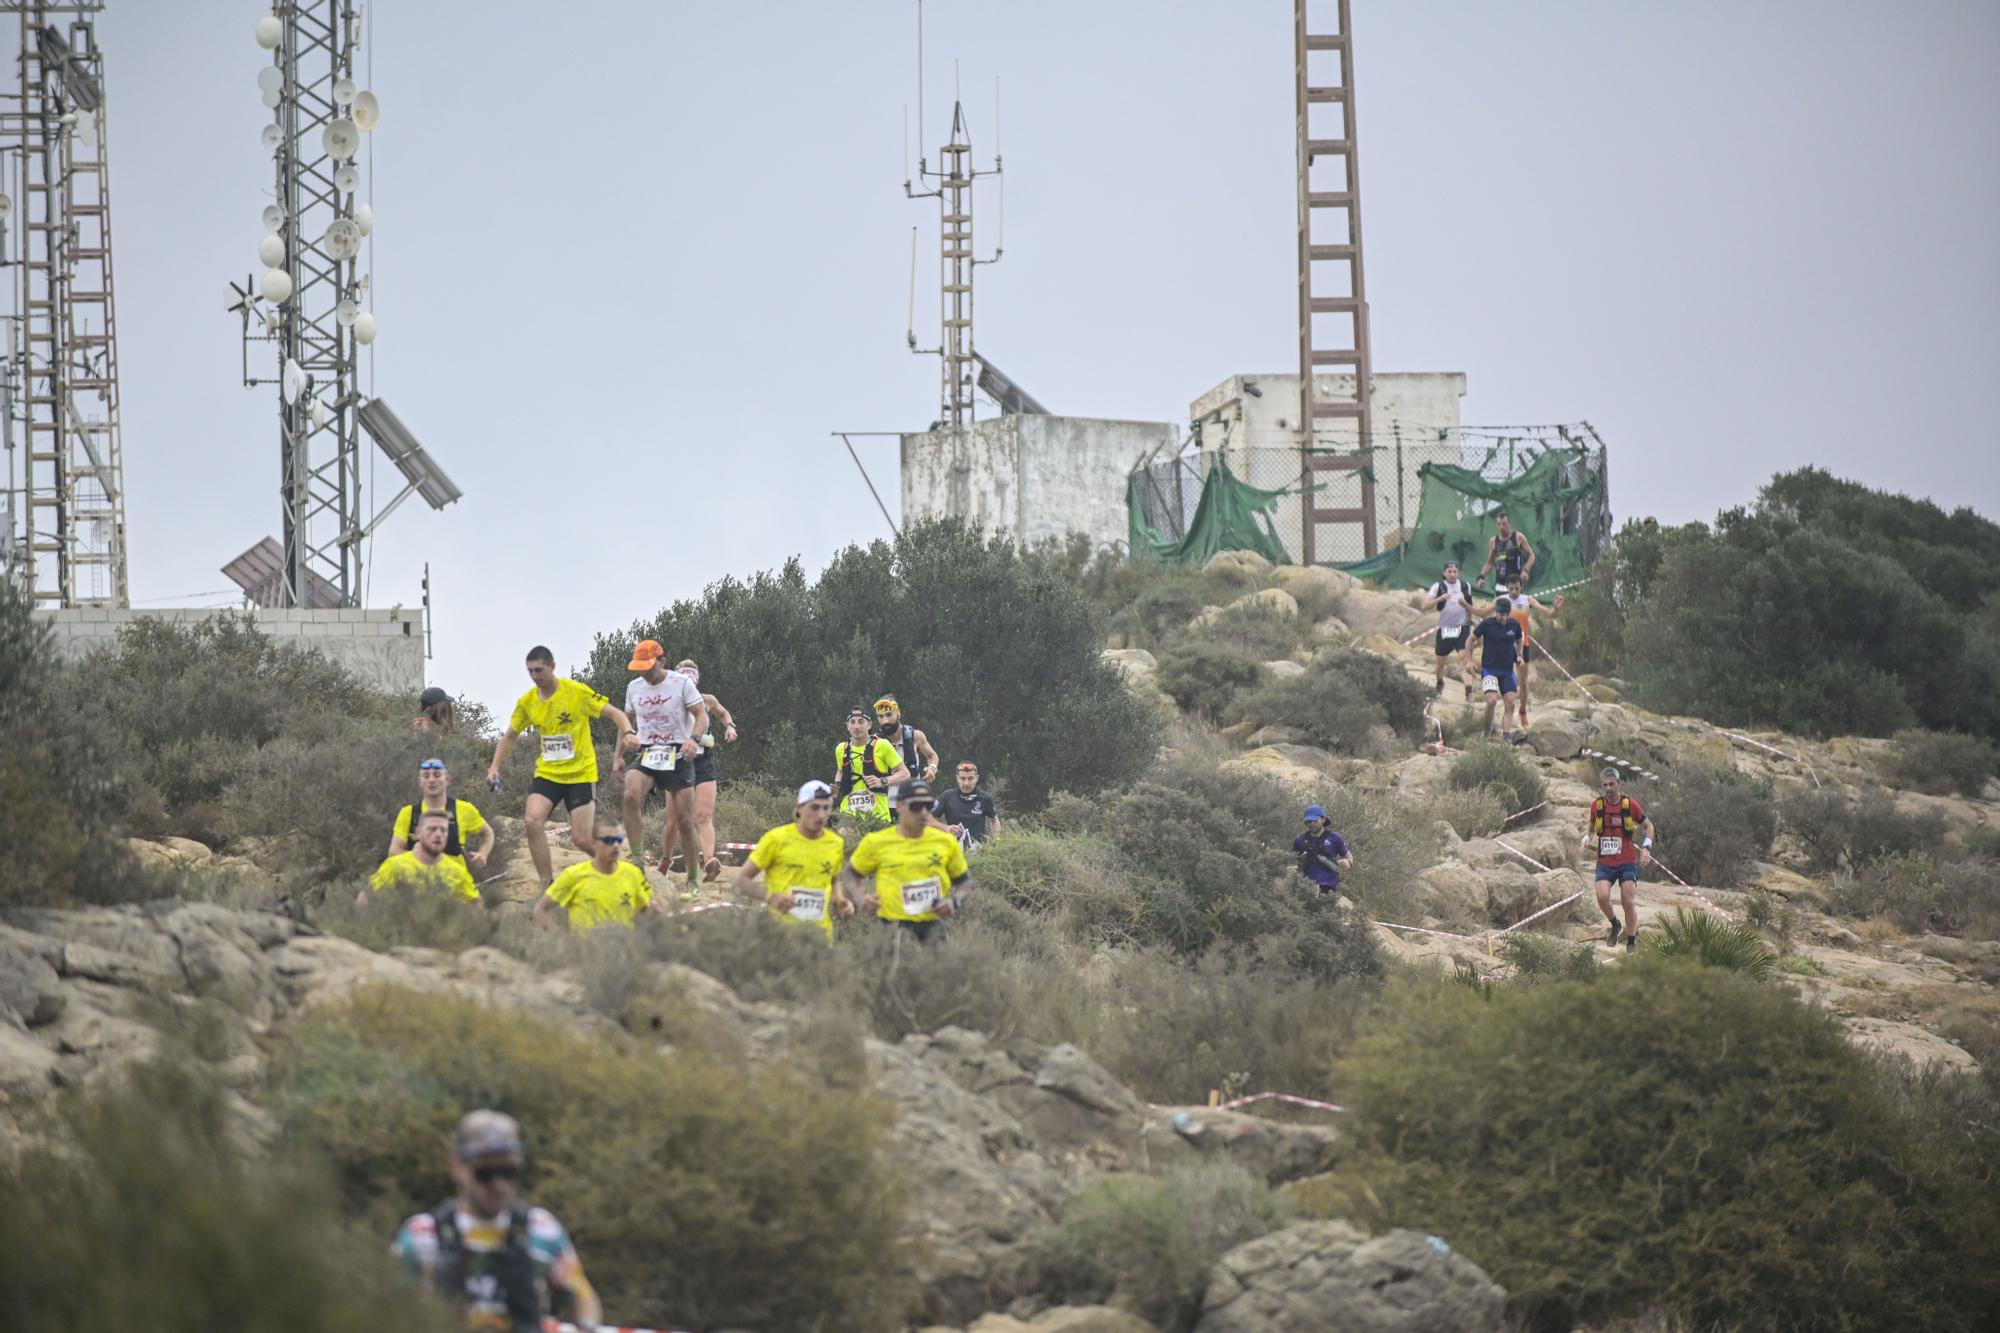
[427,1202,543,1333]
[1493,531,1526,580]
[405,801,462,858]
[1591,797,1636,836]
[835,741,892,796]
[883,722,921,774]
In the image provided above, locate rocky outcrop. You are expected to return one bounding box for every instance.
[1194,1222,1505,1333]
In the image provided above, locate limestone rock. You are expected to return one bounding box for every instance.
[1270,564,1356,598]
[969,1309,1159,1333]
[1227,747,1330,791]
[0,1023,61,1100]
[1195,1221,1505,1333]
[1206,550,1274,581]
[1262,660,1307,680]
[1100,648,1176,715]
[1309,617,1352,642]
[1415,862,1487,924]
[0,936,66,1028]
[1228,587,1300,619]
[1162,1107,1341,1184]
[1335,587,1430,643]
[1519,714,1590,759]
[1247,724,1311,748]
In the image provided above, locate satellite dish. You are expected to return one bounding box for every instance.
[351,90,380,130]
[261,123,283,152]
[282,358,305,405]
[354,203,373,237]
[352,311,377,345]
[260,86,281,109]
[336,297,358,327]
[310,396,329,429]
[334,165,359,194]
[260,268,294,303]
[255,16,283,49]
[256,66,283,95]
[258,233,285,267]
[323,218,362,261]
[0,194,11,222]
[322,119,359,160]
[334,77,356,104]
[262,203,285,230]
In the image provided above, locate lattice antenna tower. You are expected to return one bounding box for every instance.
[0,1,128,607]
[1295,0,1378,561]
[902,0,1001,431]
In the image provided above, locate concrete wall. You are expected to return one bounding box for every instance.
[35,607,426,696]
[901,415,1180,551]
[1188,371,1467,562]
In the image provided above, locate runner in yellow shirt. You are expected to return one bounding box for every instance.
[532,818,657,933]
[831,706,908,824]
[360,809,481,906]
[847,781,972,944]
[488,645,637,887]
[386,757,494,879]
[738,780,853,939]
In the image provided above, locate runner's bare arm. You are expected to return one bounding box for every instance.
[686,698,710,758]
[735,858,784,908]
[601,702,639,753]
[1478,535,1498,581]
[488,729,519,782]
[914,728,939,779]
[1519,532,1537,574]
[705,694,736,737]
[935,871,973,917]
[467,821,495,868]
[531,893,559,931]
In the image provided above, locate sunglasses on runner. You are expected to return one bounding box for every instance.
[906,799,935,811]
[472,1164,521,1184]
[418,759,446,771]
[599,834,627,845]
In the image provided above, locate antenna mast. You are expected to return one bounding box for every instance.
[903,1,1001,431]
[1295,0,1378,562]
[0,0,129,608]
[230,2,375,609]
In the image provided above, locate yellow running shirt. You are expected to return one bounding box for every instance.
[747,822,847,938]
[510,679,610,784]
[370,852,480,903]
[832,738,900,820]
[544,860,652,933]
[389,798,488,877]
[851,824,967,923]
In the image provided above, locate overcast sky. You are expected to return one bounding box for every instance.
[82,1,2000,712]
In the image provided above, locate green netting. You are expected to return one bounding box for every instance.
[1127,457,1294,566]
[1340,446,1609,593]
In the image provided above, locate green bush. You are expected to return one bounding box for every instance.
[1741,889,1800,950]
[1228,647,1430,756]
[0,1060,451,1333]
[1825,853,2000,939]
[272,987,910,1332]
[1964,825,2000,861]
[1646,766,1775,887]
[1156,642,1268,721]
[1033,1162,1290,1333]
[582,520,1156,811]
[1536,569,1624,677]
[1448,745,1548,821]
[1188,600,1303,659]
[1127,576,1208,644]
[1884,729,2000,796]
[1500,931,1599,984]
[1783,787,1950,873]
[0,576,148,906]
[1325,961,2000,1330]
[1645,907,1777,980]
[971,826,1148,945]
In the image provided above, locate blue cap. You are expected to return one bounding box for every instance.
[1303,805,1326,822]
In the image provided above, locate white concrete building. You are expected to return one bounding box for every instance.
[35,606,425,695]
[1188,372,1468,562]
[900,415,1179,551]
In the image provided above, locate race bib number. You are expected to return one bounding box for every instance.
[1439,625,1462,640]
[899,877,941,916]
[787,889,827,922]
[540,734,576,762]
[846,790,877,814]
[1599,836,1623,857]
[1481,674,1500,694]
[644,744,676,770]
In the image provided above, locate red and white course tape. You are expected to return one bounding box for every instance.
[1217,1090,1346,1115]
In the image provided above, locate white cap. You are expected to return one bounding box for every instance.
[796,780,833,805]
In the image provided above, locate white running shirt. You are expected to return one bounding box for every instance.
[1433,579,1473,631]
[625,671,703,744]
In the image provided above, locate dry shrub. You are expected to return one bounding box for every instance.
[1882,728,2000,797]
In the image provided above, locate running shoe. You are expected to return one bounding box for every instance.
[1624,933,1637,952]
[1606,920,1622,945]
[702,856,723,883]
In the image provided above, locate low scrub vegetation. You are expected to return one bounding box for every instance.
[1448,744,1548,821]
[1156,642,1268,721]
[1318,961,2000,1331]
[1882,728,2000,797]
[1645,907,1777,980]
[1646,766,1775,887]
[1780,786,1950,873]
[1228,647,1430,756]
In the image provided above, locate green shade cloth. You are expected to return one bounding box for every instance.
[1127,456,1294,566]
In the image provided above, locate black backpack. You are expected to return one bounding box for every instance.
[404,801,462,858]
[427,1201,542,1333]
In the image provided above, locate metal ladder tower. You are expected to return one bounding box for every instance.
[1295,0,1378,563]
[2,0,128,607]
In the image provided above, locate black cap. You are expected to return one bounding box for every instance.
[419,686,449,708]
[899,780,934,802]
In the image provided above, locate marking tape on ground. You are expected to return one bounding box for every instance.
[1501,801,1546,825]
[1580,748,1659,781]
[1492,838,1554,873]
[1722,731,1822,788]
[1492,888,1590,937]
[1376,920,1485,943]
[1217,1091,1347,1115]
[1646,854,1732,917]
[1524,635,1594,703]
[679,901,746,915]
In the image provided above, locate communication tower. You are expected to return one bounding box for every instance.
[0,0,128,608]
[903,3,1002,431]
[226,3,457,610]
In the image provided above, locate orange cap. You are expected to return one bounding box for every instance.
[628,639,665,671]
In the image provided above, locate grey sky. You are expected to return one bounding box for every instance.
[96,1,2000,714]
